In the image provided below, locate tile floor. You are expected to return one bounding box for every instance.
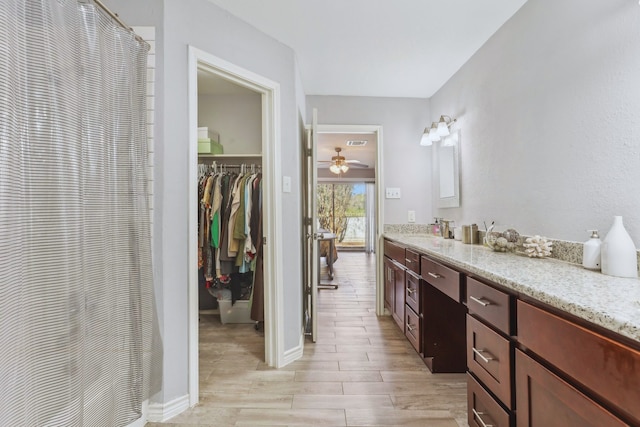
[147,251,467,426]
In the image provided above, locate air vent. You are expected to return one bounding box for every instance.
[346,140,367,147]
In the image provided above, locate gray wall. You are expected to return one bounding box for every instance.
[198,94,262,154]
[430,0,640,244]
[105,0,304,405]
[306,96,432,225]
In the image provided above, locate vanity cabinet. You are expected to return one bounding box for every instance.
[384,235,640,427]
[466,277,515,426]
[517,300,640,426]
[420,255,466,373]
[515,349,626,427]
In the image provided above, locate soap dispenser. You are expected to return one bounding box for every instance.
[582,230,601,271]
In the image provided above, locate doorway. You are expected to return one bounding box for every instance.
[303,122,385,342]
[187,47,285,407]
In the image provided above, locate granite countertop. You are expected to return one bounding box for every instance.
[385,233,640,344]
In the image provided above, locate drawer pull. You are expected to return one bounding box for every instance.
[427,272,442,279]
[472,409,495,427]
[407,287,416,294]
[406,323,416,332]
[405,258,413,264]
[472,347,495,364]
[470,295,491,307]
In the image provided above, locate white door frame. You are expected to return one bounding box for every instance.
[314,124,385,316]
[187,46,284,407]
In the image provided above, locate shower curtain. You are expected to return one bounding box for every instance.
[0,1,152,426]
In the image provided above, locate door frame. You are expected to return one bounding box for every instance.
[187,46,284,407]
[313,124,385,316]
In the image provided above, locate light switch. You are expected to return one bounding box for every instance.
[282,176,292,193]
[385,187,401,199]
[408,210,416,223]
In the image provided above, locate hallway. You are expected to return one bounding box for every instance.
[149,252,467,426]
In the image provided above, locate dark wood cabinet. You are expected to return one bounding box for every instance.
[515,349,626,427]
[392,261,405,331]
[467,314,512,409]
[385,237,640,427]
[421,278,467,373]
[383,257,394,313]
[518,300,640,425]
[383,257,405,331]
[383,241,406,332]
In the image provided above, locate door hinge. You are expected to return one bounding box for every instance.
[306,148,312,157]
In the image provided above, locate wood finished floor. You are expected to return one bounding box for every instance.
[147,252,467,427]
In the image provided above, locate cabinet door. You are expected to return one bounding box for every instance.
[383,257,394,312]
[515,350,626,427]
[392,261,405,331]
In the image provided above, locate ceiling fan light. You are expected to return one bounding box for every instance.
[340,164,349,173]
[329,164,341,174]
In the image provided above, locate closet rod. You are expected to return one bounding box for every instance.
[90,0,148,46]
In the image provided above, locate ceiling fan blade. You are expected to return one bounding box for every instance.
[349,163,369,168]
[345,159,361,163]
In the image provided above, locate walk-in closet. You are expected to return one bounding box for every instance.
[196,67,265,347]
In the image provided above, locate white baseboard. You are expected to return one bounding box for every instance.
[147,394,190,423]
[282,331,304,366]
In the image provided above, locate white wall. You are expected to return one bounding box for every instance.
[306,96,432,225]
[430,0,640,244]
[198,94,262,154]
[105,0,304,406]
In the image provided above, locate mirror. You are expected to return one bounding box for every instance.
[433,130,460,208]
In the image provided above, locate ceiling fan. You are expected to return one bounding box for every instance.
[318,147,368,175]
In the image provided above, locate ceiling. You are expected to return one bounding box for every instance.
[317,133,377,170]
[205,0,528,98]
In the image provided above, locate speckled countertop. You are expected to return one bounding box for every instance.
[385,233,640,344]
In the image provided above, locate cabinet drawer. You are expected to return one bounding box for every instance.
[405,305,421,352]
[405,270,420,314]
[467,315,512,409]
[405,248,420,274]
[467,373,511,427]
[515,349,626,427]
[421,256,461,302]
[467,277,512,335]
[384,239,405,264]
[518,300,640,425]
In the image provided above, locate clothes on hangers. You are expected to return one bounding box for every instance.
[197,164,262,307]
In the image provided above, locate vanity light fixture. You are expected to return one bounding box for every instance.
[436,115,457,137]
[420,127,432,146]
[428,122,441,142]
[420,116,457,146]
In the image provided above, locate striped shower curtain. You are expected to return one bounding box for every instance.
[0,1,153,426]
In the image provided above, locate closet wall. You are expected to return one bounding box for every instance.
[198,93,261,154]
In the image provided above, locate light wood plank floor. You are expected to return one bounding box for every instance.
[147,252,467,427]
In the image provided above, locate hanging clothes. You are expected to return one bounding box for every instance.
[197,164,262,307]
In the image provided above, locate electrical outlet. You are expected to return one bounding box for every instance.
[385,187,401,199]
[408,210,416,223]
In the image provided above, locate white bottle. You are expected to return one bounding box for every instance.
[601,216,638,278]
[582,230,601,270]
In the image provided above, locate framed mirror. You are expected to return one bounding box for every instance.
[433,130,460,208]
